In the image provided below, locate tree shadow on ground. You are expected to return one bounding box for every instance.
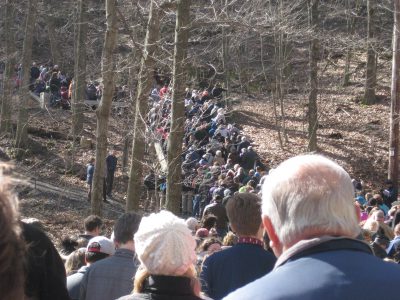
[230,110,278,131]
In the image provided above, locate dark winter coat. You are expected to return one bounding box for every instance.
[117,275,202,300]
[106,154,118,172]
[201,242,276,300]
[144,174,156,191]
[31,66,40,79]
[49,77,61,94]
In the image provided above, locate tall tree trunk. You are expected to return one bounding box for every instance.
[389,0,400,191]
[91,0,118,215]
[278,32,289,144]
[261,34,283,149]
[126,0,160,212]
[343,49,352,86]
[343,0,360,86]
[44,0,63,68]
[0,0,15,134]
[15,0,38,150]
[72,0,88,138]
[307,0,319,152]
[222,26,230,109]
[364,0,377,105]
[122,48,138,173]
[165,0,191,214]
[343,0,352,86]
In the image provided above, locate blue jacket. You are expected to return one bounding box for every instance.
[224,238,400,300]
[387,236,400,257]
[67,266,89,300]
[201,242,276,300]
[86,164,94,184]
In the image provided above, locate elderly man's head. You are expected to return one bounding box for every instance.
[262,155,360,256]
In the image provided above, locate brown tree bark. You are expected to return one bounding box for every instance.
[389,0,400,191]
[0,0,15,134]
[91,0,118,215]
[71,0,88,139]
[166,0,191,214]
[342,0,360,86]
[126,0,160,212]
[15,0,38,150]
[44,0,63,68]
[307,0,319,152]
[364,0,377,105]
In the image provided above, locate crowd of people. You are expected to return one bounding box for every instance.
[3,153,400,300]
[28,62,72,108]
[144,82,265,217]
[2,81,400,299]
[23,61,109,109]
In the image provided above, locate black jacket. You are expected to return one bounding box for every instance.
[117,275,202,300]
[106,154,118,172]
[144,174,156,191]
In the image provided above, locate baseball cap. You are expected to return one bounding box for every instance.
[86,236,115,256]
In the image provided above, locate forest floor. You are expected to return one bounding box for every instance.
[0,53,393,248]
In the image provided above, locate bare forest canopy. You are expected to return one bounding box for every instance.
[0,1,394,90]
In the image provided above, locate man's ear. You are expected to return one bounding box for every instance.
[263,215,283,257]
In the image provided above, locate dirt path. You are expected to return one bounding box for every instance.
[15,167,125,246]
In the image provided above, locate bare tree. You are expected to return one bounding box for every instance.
[307,0,319,152]
[342,0,360,86]
[71,0,88,138]
[0,0,15,134]
[44,0,63,68]
[389,0,400,191]
[364,0,377,105]
[126,0,161,212]
[91,0,118,215]
[166,0,191,214]
[15,0,38,150]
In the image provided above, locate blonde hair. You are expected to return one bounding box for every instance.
[223,231,238,246]
[65,248,85,276]
[363,219,379,233]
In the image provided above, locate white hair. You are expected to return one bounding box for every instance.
[262,154,360,247]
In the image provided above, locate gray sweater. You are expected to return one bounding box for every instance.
[79,248,139,300]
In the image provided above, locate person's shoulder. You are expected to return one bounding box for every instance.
[116,293,149,300]
[204,245,237,265]
[223,274,272,300]
[204,203,212,211]
[89,255,115,269]
[220,244,275,261]
[67,269,86,285]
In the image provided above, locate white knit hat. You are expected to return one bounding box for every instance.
[185,217,199,233]
[134,211,196,276]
